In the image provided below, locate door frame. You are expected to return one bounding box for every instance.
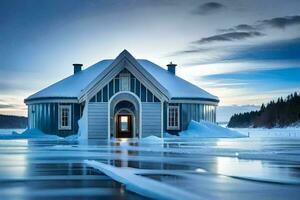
[108,91,142,140]
[116,114,133,138]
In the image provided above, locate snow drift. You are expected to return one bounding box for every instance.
[141,135,163,143]
[0,128,61,140]
[179,120,246,138]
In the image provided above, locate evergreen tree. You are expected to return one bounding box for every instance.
[228,92,300,128]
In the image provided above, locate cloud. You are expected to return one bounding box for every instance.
[169,47,212,56]
[221,37,300,62]
[201,67,300,105]
[193,2,225,15]
[194,31,264,45]
[259,15,300,29]
[173,37,300,67]
[219,24,258,32]
[219,15,300,33]
[0,103,15,109]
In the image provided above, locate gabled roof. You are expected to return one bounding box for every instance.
[137,59,218,101]
[25,50,219,103]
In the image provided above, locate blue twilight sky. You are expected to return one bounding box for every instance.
[0,0,300,119]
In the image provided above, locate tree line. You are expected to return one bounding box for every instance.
[0,114,27,129]
[228,92,300,128]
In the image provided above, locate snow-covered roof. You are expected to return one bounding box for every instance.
[137,60,218,101]
[26,60,114,101]
[25,52,219,103]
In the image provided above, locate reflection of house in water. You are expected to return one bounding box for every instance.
[111,140,140,168]
[25,50,219,139]
[111,141,191,171]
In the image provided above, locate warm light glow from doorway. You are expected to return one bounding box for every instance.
[121,116,128,123]
[120,116,129,131]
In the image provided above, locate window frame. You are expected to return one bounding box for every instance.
[167,105,180,130]
[119,73,130,91]
[58,105,72,130]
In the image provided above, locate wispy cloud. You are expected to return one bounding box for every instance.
[190,15,300,46]
[178,15,300,52]
[0,104,15,109]
[217,37,300,62]
[201,67,300,94]
[259,15,300,29]
[218,24,259,32]
[192,2,225,15]
[193,31,264,45]
[218,15,300,33]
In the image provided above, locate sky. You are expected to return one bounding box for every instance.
[0,0,300,121]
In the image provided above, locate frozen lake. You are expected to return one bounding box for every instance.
[0,128,300,199]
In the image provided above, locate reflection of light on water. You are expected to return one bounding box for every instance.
[216,138,262,150]
[216,140,245,149]
[118,139,129,167]
[120,138,129,143]
[216,157,264,177]
[0,140,28,178]
[195,168,207,173]
[216,156,298,183]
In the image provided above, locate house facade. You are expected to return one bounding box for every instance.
[24,50,219,139]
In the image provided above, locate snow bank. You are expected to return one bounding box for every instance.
[64,134,79,141]
[179,120,246,138]
[77,105,88,141]
[141,135,163,143]
[233,127,300,137]
[0,128,61,140]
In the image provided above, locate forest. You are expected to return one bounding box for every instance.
[0,114,27,129]
[228,92,300,128]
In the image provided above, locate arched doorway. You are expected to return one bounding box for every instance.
[114,101,135,138]
[108,92,141,139]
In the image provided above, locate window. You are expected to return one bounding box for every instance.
[120,116,129,131]
[167,105,180,130]
[120,74,130,91]
[59,105,72,130]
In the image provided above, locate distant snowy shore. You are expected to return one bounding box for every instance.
[232,127,300,137]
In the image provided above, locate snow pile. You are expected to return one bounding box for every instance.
[64,106,88,142]
[179,120,246,138]
[0,128,61,140]
[77,105,88,141]
[64,134,79,141]
[141,135,163,143]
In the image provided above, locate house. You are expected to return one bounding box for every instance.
[24,50,219,139]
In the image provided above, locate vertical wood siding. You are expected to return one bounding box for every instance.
[90,69,160,103]
[88,102,108,139]
[27,103,80,137]
[141,103,161,138]
[181,103,216,131]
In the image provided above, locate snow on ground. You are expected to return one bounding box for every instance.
[0,128,61,140]
[175,120,246,138]
[233,127,300,137]
[0,128,25,135]
[0,129,300,199]
[141,135,163,143]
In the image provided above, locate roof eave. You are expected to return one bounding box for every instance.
[169,97,219,105]
[24,97,78,105]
